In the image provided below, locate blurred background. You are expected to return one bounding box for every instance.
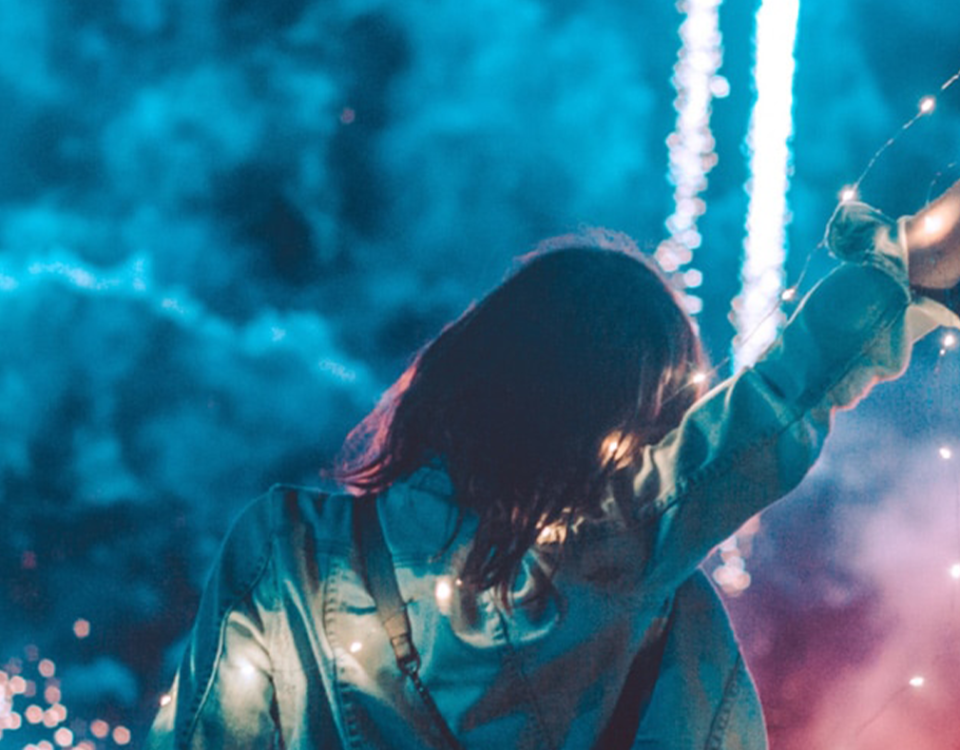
[1,0,960,747]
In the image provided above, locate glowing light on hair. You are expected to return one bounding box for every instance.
[732,0,801,368]
[655,0,726,315]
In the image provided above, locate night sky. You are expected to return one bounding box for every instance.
[2,1,960,747]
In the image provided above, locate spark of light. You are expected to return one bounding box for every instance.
[940,446,953,460]
[655,0,725,316]
[942,332,957,349]
[950,563,960,580]
[909,675,925,688]
[840,185,858,203]
[732,0,801,369]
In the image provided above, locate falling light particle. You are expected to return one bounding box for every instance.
[72,619,91,639]
[53,727,73,747]
[781,287,797,302]
[939,446,953,460]
[909,676,925,688]
[113,726,132,746]
[691,372,708,385]
[950,563,960,580]
[919,96,936,114]
[159,693,172,707]
[349,642,363,654]
[943,332,957,349]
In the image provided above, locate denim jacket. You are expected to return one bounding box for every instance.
[147,206,958,749]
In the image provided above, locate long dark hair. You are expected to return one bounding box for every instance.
[336,231,707,597]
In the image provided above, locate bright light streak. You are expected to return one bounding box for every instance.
[655,0,724,314]
[733,0,801,368]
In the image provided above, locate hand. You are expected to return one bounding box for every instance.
[903,178,960,289]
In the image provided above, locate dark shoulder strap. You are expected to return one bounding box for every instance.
[353,496,464,750]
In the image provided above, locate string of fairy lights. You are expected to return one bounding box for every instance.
[660,0,960,739]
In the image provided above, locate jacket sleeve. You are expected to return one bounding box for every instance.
[145,493,282,750]
[629,204,960,595]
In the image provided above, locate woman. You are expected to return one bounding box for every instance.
[147,195,960,749]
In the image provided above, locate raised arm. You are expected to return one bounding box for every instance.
[629,200,959,596]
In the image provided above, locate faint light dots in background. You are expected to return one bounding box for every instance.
[655,0,726,315]
[732,0,800,370]
[72,619,91,639]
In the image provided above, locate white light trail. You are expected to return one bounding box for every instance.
[732,0,800,368]
[656,0,727,316]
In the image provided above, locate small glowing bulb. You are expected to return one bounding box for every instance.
[691,372,707,385]
[939,446,953,460]
[950,563,960,580]
[435,579,453,604]
[924,214,944,234]
[349,641,363,654]
[919,96,936,114]
[840,186,858,203]
[909,675,925,688]
[943,332,957,349]
[112,726,132,746]
[159,693,172,707]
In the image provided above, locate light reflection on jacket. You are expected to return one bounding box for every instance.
[146,206,959,749]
